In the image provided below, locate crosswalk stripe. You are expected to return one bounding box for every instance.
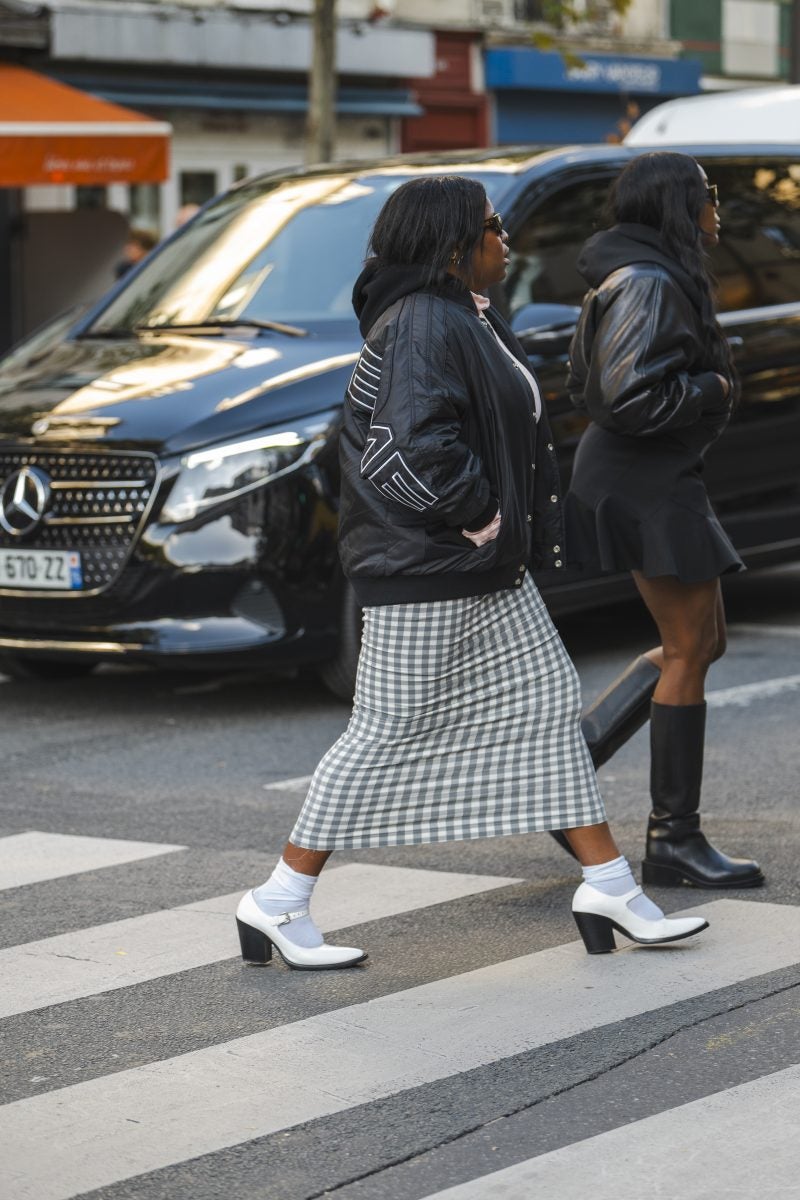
[419,1062,800,1198]
[0,864,520,1018]
[1,898,798,1200]
[0,831,184,890]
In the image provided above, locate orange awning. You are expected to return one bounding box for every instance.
[0,66,171,187]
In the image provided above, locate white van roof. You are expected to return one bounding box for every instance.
[625,86,800,145]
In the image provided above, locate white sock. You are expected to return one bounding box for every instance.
[252,857,324,948]
[582,855,664,921]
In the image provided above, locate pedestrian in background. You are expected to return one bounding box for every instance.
[562,151,763,889]
[235,175,709,968]
[114,227,158,279]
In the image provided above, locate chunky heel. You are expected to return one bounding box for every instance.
[573,910,616,954]
[237,917,273,964]
[641,860,685,888]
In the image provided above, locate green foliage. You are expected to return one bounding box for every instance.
[534,1,633,30]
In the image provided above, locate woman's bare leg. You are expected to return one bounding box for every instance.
[563,821,620,866]
[282,843,332,876]
[632,573,723,702]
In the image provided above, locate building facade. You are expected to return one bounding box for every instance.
[671,0,794,86]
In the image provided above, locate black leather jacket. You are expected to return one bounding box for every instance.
[339,268,565,605]
[567,225,730,437]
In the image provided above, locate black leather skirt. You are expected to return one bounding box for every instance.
[565,422,744,583]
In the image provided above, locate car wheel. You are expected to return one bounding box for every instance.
[0,654,98,682]
[317,582,362,702]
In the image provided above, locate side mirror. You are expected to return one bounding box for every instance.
[511,304,581,357]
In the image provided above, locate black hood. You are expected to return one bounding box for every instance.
[352,260,474,338]
[577,223,703,312]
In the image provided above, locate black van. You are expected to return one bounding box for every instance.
[0,144,798,697]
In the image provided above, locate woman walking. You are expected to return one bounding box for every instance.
[236,175,709,967]
[563,151,763,889]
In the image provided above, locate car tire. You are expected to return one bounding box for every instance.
[317,582,362,702]
[0,654,98,682]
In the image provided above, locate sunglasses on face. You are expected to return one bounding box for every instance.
[706,184,719,208]
[483,213,504,235]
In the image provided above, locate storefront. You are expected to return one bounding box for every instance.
[0,64,170,350]
[485,47,702,145]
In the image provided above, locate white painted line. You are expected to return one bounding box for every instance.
[421,1063,800,1199]
[730,622,800,639]
[0,864,519,1018]
[0,831,184,891]
[262,774,312,792]
[1,899,797,1200]
[707,673,800,708]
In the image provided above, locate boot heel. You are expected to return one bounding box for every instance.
[573,910,616,954]
[237,918,273,964]
[641,860,685,887]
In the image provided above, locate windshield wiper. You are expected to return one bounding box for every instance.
[134,318,309,338]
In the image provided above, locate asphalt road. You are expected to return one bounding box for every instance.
[1,563,798,1199]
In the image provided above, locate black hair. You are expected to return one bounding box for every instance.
[368,176,487,284]
[607,152,733,379]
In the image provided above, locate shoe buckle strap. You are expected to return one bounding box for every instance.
[274,908,309,927]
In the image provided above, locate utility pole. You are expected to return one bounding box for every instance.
[307,0,337,165]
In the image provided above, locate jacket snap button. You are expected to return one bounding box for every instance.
[547,443,554,451]
[555,560,563,567]
[527,514,532,523]
[550,495,557,503]
[515,578,522,586]
[553,544,560,552]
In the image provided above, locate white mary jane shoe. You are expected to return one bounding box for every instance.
[235,890,367,970]
[572,881,709,954]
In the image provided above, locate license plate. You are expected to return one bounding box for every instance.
[0,549,83,590]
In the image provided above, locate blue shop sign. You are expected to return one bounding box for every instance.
[486,48,701,97]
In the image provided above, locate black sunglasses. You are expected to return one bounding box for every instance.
[483,213,504,235]
[706,184,719,207]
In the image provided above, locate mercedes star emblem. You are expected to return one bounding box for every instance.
[0,466,51,537]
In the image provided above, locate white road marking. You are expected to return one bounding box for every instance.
[420,1063,800,1199]
[262,774,312,792]
[1,899,798,1200]
[707,673,800,708]
[730,622,800,639]
[0,864,520,1018]
[0,831,184,891]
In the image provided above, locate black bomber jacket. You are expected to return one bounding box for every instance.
[567,224,731,436]
[338,263,565,606]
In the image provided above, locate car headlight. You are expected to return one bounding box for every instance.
[160,412,335,524]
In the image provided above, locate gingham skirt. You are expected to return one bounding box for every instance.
[289,573,606,849]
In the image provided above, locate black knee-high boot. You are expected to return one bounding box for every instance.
[641,701,764,888]
[549,655,661,860]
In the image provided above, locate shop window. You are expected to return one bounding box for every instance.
[505,175,614,315]
[180,171,218,207]
[233,164,249,183]
[129,183,161,231]
[75,186,107,209]
[706,160,800,311]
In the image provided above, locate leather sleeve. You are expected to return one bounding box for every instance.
[360,293,494,528]
[572,271,727,437]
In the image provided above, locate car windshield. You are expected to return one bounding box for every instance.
[88,168,516,335]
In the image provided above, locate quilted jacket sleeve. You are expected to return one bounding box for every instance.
[569,270,728,437]
[361,293,497,530]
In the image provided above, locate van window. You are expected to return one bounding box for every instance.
[504,175,614,316]
[706,160,800,312]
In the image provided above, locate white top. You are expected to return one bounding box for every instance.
[471,292,541,422]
